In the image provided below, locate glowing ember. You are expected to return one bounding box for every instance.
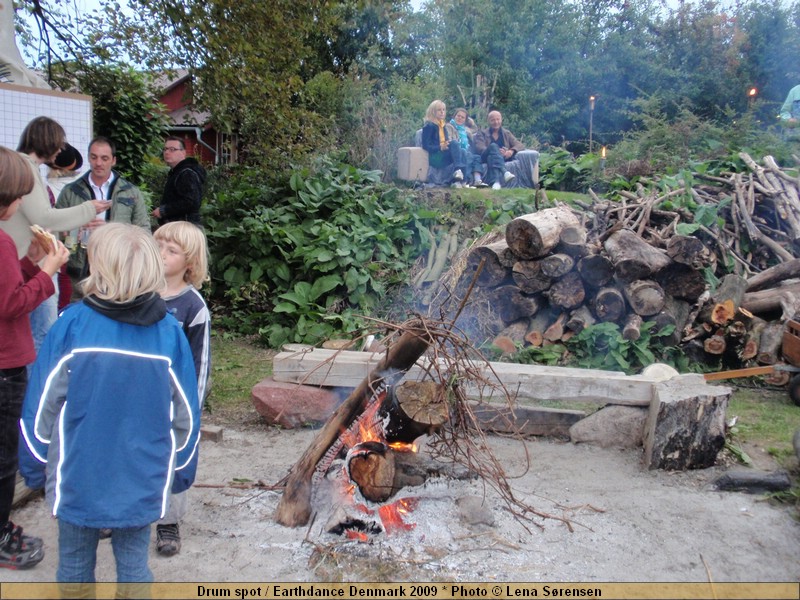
[378,497,419,534]
[345,530,369,542]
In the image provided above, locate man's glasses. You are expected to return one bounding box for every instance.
[163,147,183,153]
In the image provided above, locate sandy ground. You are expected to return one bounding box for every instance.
[5,420,800,584]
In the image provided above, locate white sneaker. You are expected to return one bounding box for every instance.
[453,169,464,181]
[451,182,463,189]
[492,182,501,190]
[504,171,516,183]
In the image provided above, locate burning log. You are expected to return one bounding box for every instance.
[505,205,580,259]
[379,380,449,444]
[275,320,432,527]
[346,441,396,503]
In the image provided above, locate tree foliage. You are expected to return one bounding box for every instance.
[13,0,800,169]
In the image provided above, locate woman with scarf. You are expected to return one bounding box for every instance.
[421,100,467,188]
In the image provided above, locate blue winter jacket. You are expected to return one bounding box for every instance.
[19,293,201,528]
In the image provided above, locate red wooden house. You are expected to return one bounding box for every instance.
[156,69,238,165]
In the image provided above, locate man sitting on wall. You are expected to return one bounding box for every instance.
[473,110,539,190]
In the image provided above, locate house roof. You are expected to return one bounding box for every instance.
[154,69,211,128]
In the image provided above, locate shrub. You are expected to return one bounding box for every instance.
[202,155,429,347]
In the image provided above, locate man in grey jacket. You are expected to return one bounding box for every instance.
[56,136,150,281]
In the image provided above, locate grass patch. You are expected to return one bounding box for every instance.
[206,332,275,419]
[727,385,800,466]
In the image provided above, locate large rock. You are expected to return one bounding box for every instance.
[251,377,341,428]
[569,405,647,448]
[643,376,732,470]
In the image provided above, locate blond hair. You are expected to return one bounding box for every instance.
[154,222,209,289]
[424,100,446,123]
[82,224,165,302]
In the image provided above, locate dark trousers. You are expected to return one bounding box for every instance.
[0,367,27,525]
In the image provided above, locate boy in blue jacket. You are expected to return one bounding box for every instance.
[19,223,200,598]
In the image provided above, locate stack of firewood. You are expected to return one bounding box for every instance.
[444,153,800,375]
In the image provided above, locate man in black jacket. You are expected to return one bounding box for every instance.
[152,137,206,226]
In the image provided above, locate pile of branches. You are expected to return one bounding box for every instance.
[430,153,800,375]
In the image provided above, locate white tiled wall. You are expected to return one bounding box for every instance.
[1,83,92,159]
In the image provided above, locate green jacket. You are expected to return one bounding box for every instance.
[56,171,151,274]
[780,84,800,122]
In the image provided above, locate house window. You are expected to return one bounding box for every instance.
[217,132,238,165]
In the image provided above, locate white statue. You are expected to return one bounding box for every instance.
[0,0,51,89]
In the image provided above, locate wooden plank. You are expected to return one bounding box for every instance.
[470,403,586,438]
[271,347,687,406]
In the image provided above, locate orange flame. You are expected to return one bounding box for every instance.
[388,441,418,453]
[345,530,369,542]
[378,497,419,534]
[601,146,606,158]
[749,87,757,97]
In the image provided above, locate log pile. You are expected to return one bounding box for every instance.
[447,153,800,373]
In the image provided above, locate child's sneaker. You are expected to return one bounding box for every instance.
[0,522,44,570]
[453,169,464,181]
[492,182,502,190]
[156,523,181,557]
[504,171,516,183]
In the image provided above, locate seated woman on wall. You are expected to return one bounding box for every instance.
[421,100,467,188]
[450,108,488,188]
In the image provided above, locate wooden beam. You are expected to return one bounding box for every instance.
[272,346,707,406]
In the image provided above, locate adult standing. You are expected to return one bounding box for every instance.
[2,116,110,351]
[473,110,540,190]
[152,137,206,226]
[56,136,150,284]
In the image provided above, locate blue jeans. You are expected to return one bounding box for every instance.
[29,278,58,353]
[57,520,153,599]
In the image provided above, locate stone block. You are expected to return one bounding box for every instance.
[397,147,428,182]
[200,425,224,442]
[643,377,732,470]
[569,405,647,449]
[251,377,342,429]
